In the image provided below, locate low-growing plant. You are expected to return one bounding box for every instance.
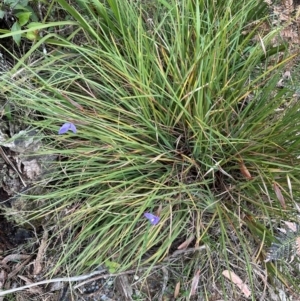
[0,0,40,44]
[1,0,300,299]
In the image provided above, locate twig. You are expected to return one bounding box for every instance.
[0,246,207,296]
[0,146,26,187]
[73,265,163,289]
[0,269,106,296]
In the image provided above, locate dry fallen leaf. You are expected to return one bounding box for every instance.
[189,270,200,298]
[174,281,180,298]
[177,235,195,250]
[283,221,297,232]
[222,270,251,298]
[34,228,48,275]
[239,161,252,180]
[1,254,31,266]
[273,182,286,209]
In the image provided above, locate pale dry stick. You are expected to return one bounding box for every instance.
[0,269,107,297]
[0,246,207,296]
[74,265,163,289]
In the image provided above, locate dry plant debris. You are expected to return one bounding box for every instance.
[222,270,251,298]
[189,269,200,298]
[33,228,48,276]
[177,234,195,250]
[273,182,286,209]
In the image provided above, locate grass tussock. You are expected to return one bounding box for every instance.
[1,0,300,299]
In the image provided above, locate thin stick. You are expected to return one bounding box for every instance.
[0,246,206,296]
[0,269,106,296]
[74,265,163,289]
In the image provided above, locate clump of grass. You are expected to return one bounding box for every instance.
[1,0,300,298]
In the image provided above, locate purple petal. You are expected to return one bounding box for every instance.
[69,123,77,133]
[144,212,160,225]
[58,122,77,134]
[58,123,70,134]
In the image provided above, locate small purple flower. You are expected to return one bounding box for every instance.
[144,213,160,225]
[58,122,77,134]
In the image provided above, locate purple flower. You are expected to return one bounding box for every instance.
[144,213,160,225]
[58,122,77,134]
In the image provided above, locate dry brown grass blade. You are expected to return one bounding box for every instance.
[61,91,85,112]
